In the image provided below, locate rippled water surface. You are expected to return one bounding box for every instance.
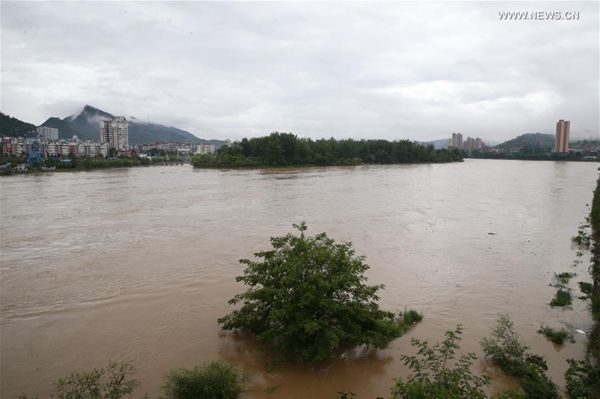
[1,159,598,398]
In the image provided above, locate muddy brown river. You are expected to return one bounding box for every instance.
[1,159,598,398]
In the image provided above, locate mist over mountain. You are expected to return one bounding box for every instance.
[41,105,223,145]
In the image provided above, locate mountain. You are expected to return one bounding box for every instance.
[66,105,113,140]
[0,112,36,137]
[40,117,80,139]
[43,105,224,145]
[496,133,555,151]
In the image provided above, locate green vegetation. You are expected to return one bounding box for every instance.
[481,315,559,399]
[218,222,422,363]
[549,289,572,307]
[590,177,600,360]
[391,325,490,399]
[0,111,36,137]
[396,309,423,335]
[554,271,576,286]
[565,359,600,399]
[0,155,186,175]
[579,281,593,296]
[162,361,245,399]
[537,325,573,345]
[192,132,463,168]
[17,361,139,399]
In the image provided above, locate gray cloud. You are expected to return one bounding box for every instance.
[1,1,598,142]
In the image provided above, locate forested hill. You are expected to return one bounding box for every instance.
[192,132,463,168]
[0,112,36,137]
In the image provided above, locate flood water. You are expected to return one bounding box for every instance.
[1,159,598,398]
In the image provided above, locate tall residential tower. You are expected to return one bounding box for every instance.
[100,117,129,151]
[555,119,570,153]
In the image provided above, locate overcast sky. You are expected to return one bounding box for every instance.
[1,1,598,142]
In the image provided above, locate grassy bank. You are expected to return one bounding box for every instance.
[589,177,600,360]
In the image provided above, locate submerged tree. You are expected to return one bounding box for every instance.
[391,325,490,399]
[218,223,418,363]
[481,315,559,399]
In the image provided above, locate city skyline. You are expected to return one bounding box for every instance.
[2,2,598,142]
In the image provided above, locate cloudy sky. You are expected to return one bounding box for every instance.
[1,1,598,142]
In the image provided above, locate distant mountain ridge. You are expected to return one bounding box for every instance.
[0,112,36,137]
[41,105,224,145]
[496,133,555,150]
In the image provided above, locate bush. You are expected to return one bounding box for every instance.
[554,272,576,286]
[219,223,414,363]
[579,281,594,296]
[396,309,423,335]
[565,359,600,399]
[537,325,574,345]
[43,361,139,399]
[162,361,245,399]
[481,315,559,399]
[391,325,490,399]
[549,289,572,307]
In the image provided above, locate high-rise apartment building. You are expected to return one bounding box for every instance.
[555,119,570,153]
[36,126,59,140]
[99,117,129,150]
[448,132,463,149]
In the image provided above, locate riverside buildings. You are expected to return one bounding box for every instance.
[36,126,59,140]
[448,132,463,149]
[555,119,570,153]
[100,116,129,151]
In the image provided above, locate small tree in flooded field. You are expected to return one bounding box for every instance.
[391,325,490,399]
[218,223,420,363]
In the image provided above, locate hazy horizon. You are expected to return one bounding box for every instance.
[2,1,598,142]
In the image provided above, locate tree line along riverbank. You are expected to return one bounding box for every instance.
[191,132,464,168]
[0,155,188,175]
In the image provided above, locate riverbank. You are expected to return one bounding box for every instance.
[0,156,188,175]
[589,177,600,360]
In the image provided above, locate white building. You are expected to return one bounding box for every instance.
[36,126,59,140]
[100,116,129,151]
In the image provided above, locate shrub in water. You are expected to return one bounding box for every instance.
[481,315,559,399]
[391,325,490,399]
[537,325,574,345]
[579,281,593,296]
[219,223,418,363]
[162,361,245,399]
[549,289,572,307]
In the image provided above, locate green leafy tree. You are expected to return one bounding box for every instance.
[162,361,245,399]
[218,223,414,363]
[391,325,490,399]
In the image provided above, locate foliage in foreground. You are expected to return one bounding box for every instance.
[18,361,139,399]
[162,361,245,399]
[537,325,574,345]
[565,359,600,399]
[391,325,490,399]
[481,315,559,399]
[219,223,420,363]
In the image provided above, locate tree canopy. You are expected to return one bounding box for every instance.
[193,132,463,168]
[218,223,419,363]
